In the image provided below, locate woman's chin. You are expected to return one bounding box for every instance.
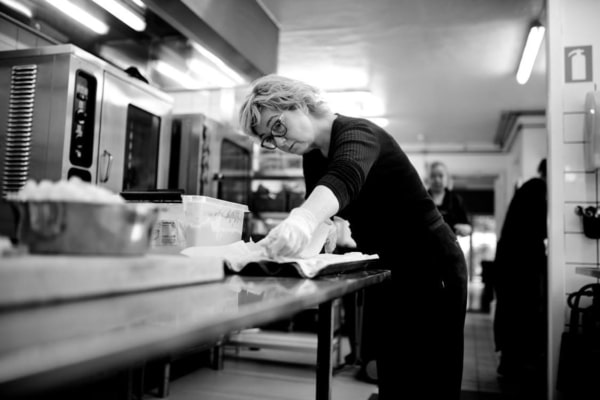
[287,142,302,154]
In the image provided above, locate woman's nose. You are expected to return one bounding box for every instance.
[274,136,288,146]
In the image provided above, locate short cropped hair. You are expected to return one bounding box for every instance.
[428,161,452,188]
[429,161,448,174]
[538,158,547,179]
[238,74,330,137]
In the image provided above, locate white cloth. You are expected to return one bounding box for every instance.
[181,240,379,279]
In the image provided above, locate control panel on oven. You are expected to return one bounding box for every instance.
[68,70,97,183]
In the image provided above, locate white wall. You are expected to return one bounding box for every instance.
[0,14,55,51]
[169,87,240,124]
[522,126,548,179]
[547,0,600,398]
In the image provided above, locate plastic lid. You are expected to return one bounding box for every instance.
[181,195,249,212]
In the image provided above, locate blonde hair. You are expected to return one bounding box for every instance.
[238,74,330,137]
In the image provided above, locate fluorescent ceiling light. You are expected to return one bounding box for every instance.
[45,0,109,34]
[0,0,33,18]
[516,22,545,85]
[92,0,146,32]
[188,59,239,88]
[154,60,202,88]
[130,0,146,9]
[191,42,245,85]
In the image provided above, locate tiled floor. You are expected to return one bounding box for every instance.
[161,308,503,400]
[165,351,378,400]
[461,311,503,399]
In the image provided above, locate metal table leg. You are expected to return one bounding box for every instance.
[352,290,365,366]
[157,359,170,398]
[316,299,334,400]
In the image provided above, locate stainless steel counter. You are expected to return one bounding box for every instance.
[0,269,390,400]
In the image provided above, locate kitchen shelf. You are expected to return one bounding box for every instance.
[575,267,600,279]
[251,174,304,180]
[226,329,337,353]
[213,173,303,181]
[225,300,344,368]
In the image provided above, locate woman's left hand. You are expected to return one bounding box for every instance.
[323,219,337,253]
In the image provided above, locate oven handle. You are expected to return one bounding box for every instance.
[99,150,113,183]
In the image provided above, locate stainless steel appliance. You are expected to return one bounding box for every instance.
[0,44,174,237]
[169,113,253,205]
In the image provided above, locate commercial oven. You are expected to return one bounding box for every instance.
[169,113,253,205]
[0,44,174,237]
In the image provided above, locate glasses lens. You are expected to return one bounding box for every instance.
[261,136,276,149]
[272,120,286,136]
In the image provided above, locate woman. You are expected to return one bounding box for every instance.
[238,75,468,399]
[427,161,472,236]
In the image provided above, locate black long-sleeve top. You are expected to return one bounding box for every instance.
[303,116,467,400]
[303,114,443,261]
[494,177,547,277]
[428,188,470,230]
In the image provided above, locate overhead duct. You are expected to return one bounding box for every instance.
[494,110,545,151]
[143,0,278,81]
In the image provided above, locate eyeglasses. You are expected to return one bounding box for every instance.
[260,114,287,150]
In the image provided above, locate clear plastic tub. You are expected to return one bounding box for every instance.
[150,203,186,254]
[181,196,249,246]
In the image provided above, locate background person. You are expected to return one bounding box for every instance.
[493,158,547,397]
[427,161,472,237]
[238,74,468,400]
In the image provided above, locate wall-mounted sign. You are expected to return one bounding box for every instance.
[565,46,593,83]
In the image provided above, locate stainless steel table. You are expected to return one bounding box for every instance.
[0,269,390,400]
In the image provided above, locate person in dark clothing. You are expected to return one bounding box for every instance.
[493,158,547,397]
[427,161,472,237]
[238,74,468,400]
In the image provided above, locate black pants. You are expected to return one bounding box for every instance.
[368,222,468,400]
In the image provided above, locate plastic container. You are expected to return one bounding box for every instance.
[150,203,186,254]
[181,196,249,246]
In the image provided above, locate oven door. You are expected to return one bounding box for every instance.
[97,71,173,193]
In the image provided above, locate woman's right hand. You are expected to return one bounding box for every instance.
[258,207,319,258]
